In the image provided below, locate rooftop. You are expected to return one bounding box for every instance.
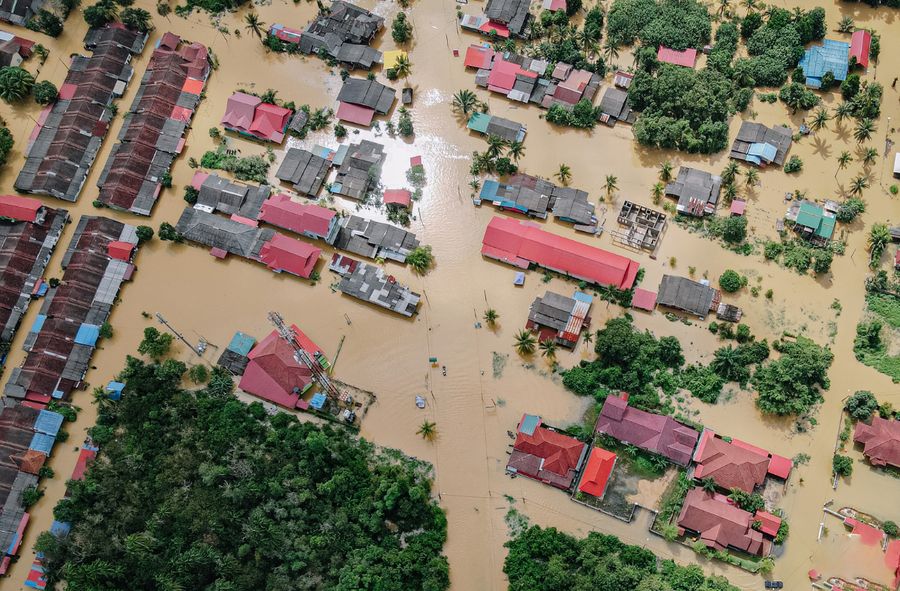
[692,430,770,493]
[730,122,793,167]
[506,413,586,490]
[274,147,332,197]
[577,447,616,498]
[798,39,850,87]
[330,254,421,316]
[664,167,722,217]
[595,395,700,466]
[677,488,770,555]
[657,46,697,68]
[258,193,336,240]
[484,0,531,36]
[854,416,900,468]
[656,275,720,318]
[221,92,291,143]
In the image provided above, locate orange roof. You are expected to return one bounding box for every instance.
[578,447,616,498]
[107,241,134,261]
[18,450,46,475]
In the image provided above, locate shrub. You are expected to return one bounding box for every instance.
[32,80,58,105]
[783,155,803,173]
[391,12,412,44]
[0,67,35,103]
[845,390,879,421]
[718,270,743,292]
[884,521,899,538]
[832,454,853,477]
[27,9,63,37]
[135,225,154,243]
[836,197,865,222]
[721,215,747,244]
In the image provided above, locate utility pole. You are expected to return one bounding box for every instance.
[155,313,203,355]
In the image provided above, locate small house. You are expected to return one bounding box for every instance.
[466,112,526,142]
[657,46,697,68]
[336,78,396,126]
[598,87,634,126]
[506,414,587,490]
[677,489,771,556]
[786,200,835,245]
[664,167,722,217]
[595,395,699,466]
[274,147,332,197]
[221,92,292,143]
[849,30,871,69]
[329,254,421,316]
[577,448,616,499]
[656,275,720,319]
[730,122,793,167]
[797,39,850,88]
[526,290,593,348]
[484,0,532,38]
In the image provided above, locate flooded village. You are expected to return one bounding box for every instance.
[0,0,898,588]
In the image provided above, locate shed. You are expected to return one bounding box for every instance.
[107,241,134,261]
[310,393,327,410]
[227,332,256,356]
[383,189,412,208]
[656,275,719,318]
[631,288,657,312]
[336,101,375,126]
[577,447,616,499]
[105,381,125,400]
[730,200,746,216]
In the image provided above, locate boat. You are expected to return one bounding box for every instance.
[415,395,426,409]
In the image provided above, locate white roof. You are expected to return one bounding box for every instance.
[894,153,900,174]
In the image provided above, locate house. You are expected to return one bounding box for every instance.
[850,30,871,68]
[459,14,510,39]
[853,416,900,468]
[595,395,700,465]
[482,216,640,289]
[506,413,587,490]
[613,70,634,89]
[336,78,396,125]
[329,254,421,317]
[466,112,526,143]
[15,26,147,202]
[258,233,320,279]
[542,0,566,10]
[274,147,332,197]
[479,179,550,218]
[96,34,210,214]
[632,288,657,312]
[549,68,597,106]
[464,44,495,69]
[383,189,412,209]
[730,121,793,167]
[797,39,850,88]
[175,207,273,259]
[478,173,592,224]
[656,275,720,319]
[259,193,338,242]
[192,172,271,220]
[657,46,697,68]
[331,215,419,263]
[238,326,322,409]
[664,167,722,217]
[754,511,782,538]
[291,1,383,69]
[692,430,770,492]
[221,92,292,143]
[0,36,25,67]
[677,488,771,556]
[598,87,634,126]
[785,200,836,245]
[330,140,385,200]
[577,447,616,499]
[485,0,532,37]
[0,0,44,26]
[526,290,593,348]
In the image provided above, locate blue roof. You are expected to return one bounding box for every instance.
[34,410,64,436]
[309,393,327,410]
[227,332,256,356]
[30,314,45,334]
[50,521,71,538]
[748,142,777,164]
[797,39,850,84]
[35,282,48,297]
[480,180,501,201]
[106,381,125,393]
[519,413,541,436]
[573,291,594,304]
[74,324,100,346]
[29,433,55,456]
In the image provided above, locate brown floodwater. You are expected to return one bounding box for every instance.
[1,0,899,589]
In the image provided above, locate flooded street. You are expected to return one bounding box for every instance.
[1,0,899,588]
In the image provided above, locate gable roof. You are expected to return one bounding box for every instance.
[797,39,850,86]
[657,46,697,68]
[337,78,396,114]
[578,447,616,498]
[656,275,719,318]
[677,488,769,555]
[484,0,531,35]
[854,417,900,468]
[221,91,260,130]
[595,395,699,465]
[0,195,42,222]
[507,414,586,489]
[730,122,793,166]
[850,30,871,68]
[238,328,313,408]
[258,234,320,279]
[692,430,770,493]
[464,44,495,69]
[259,193,335,238]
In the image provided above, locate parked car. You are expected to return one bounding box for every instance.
[764,582,783,589]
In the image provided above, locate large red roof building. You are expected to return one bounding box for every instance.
[506,414,587,490]
[595,395,699,466]
[238,325,323,409]
[692,430,770,492]
[678,488,771,556]
[853,416,900,468]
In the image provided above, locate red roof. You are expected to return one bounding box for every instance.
[18,450,46,475]
[221,92,260,130]
[730,199,746,216]
[578,447,616,498]
[595,395,699,465]
[850,30,871,68]
[479,21,510,38]
[487,59,535,92]
[464,45,495,69]
[383,189,412,208]
[507,415,585,489]
[0,195,42,222]
[693,430,770,493]
[766,453,792,479]
[853,417,900,468]
[844,517,884,546]
[249,102,291,143]
[259,193,335,238]
[238,328,315,407]
[678,488,769,555]
[632,288,657,311]
[657,46,697,68]
[259,234,320,279]
[482,216,641,289]
[754,510,782,537]
[71,447,97,481]
[158,31,180,50]
[107,241,134,261]
[336,101,376,126]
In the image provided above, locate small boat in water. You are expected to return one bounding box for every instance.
[415,395,426,409]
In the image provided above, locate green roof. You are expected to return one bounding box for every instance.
[816,215,836,240]
[795,201,822,230]
[466,112,491,134]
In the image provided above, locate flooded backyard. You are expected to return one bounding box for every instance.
[0,0,899,589]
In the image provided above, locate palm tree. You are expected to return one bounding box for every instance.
[723,182,738,203]
[244,12,265,39]
[700,477,718,493]
[868,223,890,268]
[555,163,572,186]
[514,330,537,355]
[721,161,740,185]
[485,134,507,160]
[538,339,558,360]
[744,168,759,188]
[393,54,412,80]
[602,41,619,62]
[742,0,757,11]
[716,0,731,18]
[837,151,853,174]
[451,89,478,115]
[659,161,673,183]
[834,102,853,123]
[417,420,437,441]
[862,147,878,167]
[0,67,35,102]
[809,107,831,132]
[651,182,664,204]
[507,140,525,163]
[837,16,855,33]
[582,331,594,348]
[849,174,869,197]
[604,174,618,199]
[483,308,499,327]
[854,118,876,143]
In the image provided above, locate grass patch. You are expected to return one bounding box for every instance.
[596,433,669,479]
[867,293,900,329]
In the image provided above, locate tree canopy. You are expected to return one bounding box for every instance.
[606,0,711,50]
[753,336,833,415]
[37,355,450,591]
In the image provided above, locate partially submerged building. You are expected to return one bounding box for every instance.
[595,394,700,466]
[330,140,385,200]
[332,215,419,263]
[657,46,697,68]
[258,233,320,279]
[598,87,634,126]
[850,30,871,69]
[482,216,640,289]
[692,429,794,492]
[506,413,587,490]
[525,290,593,348]
[238,325,324,409]
[785,200,836,245]
[466,112,526,142]
[484,0,532,37]
[176,206,272,259]
[191,172,271,220]
[730,122,793,167]
[797,39,850,88]
[853,416,900,469]
[614,201,666,251]
[286,1,383,69]
[258,193,339,243]
[0,30,33,67]
[221,91,292,143]
[677,488,771,556]
[16,26,148,202]
[96,33,209,215]
[656,275,720,319]
[0,0,43,26]
[336,78,396,126]
[0,197,68,349]
[329,253,421,317]
[478,175,596,229]
[664,167,722,217]
[576,447,617,500]
[4,216,139,404]
[275,147,333,197]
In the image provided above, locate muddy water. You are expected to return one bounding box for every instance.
[1,0,899,589]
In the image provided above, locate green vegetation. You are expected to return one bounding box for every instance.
[83,0,118,28]
[709,340,770,387]
[407,245,434,274]
[26,9,64,37]
[883,521,898,538]
[545,99,601,129]
[728,488,765,512]
[504,524,740,591]
[753,336,833,415]
[763,240,834,275]
[529,7,606,76]
[398,107,414,137]
[738,7,825,87]
[832,453,853,477]
[0,67,35,102]
[120,7,153,32]
[175,0,248,16]
[835,197,865,222]
[451,89,477,115]
[868,222,891,268]
[606,0,711,50]
[0,125,12,167]
[137,327,173,360]
[778,82,819,112]
[718,270,744,292]
[845,390,879,421]
[514,329,537,355]
[98,322,113,340]
[392,12,412,43]
[135,225,154,243]
[657,470,691,523]
[200,145,269,183]
[36,354,448,590]
[677,365,724,403]
[783,155,803,174]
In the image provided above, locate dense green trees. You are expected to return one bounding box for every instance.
[505,525,740,591]
[392,12,412,44]
[718,270,743,292]
[845,390,879,421]
[37,355,449,590]
[753,337,833,415]
[736,7,824,87]
[0,125,12,167]
[27,9,64,37]
[32,80,58,105]
[0,67,35,102]
[606,0,711,50]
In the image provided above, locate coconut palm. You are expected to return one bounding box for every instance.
[514,330,537,355]
[555,163,572,185]
[716,0,731,17]
[651,182,664,204]
[507,140,525,163]
[849,174,869,197]
[744,168,759,188]
[582,331,594,348]
[602,41,619,62]
[723,182,738,203]
[659,160,673,183]
[837,16,855,33]
[451,89,478,115]
[837,151,853,174]
[538,338,558,360]
[868,223,890,268]
[244,12,266,39]
[701,477,718,493]
[485,134,507,160]
[483,308,499,327]
[417,420,437,441]
[604,174,618,199]
[392,54,412,80]
[809,107,831,132]
[853,118,876,143]
[721,161,740,185]
[834,102,853,123]
[0,67,35,103]
[742,0,757,11]
[710,345,744,382]
[862,147,878,167]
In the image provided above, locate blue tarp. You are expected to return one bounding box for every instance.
[519,414,541,436]
[30,314,45,334]
[514,272,525,285]
[34,282,48,297]
[51,389,64,400]
[309,393,327,410]
[28,433,55,456]
[74,324,100,346]
[573,291,594,304]
[227,332,256,356]
[49,521,71,538]
[106,381,125,401]
[34,410,63,436]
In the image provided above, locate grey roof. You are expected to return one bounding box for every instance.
[217,348,249,375]
[330,255,420,317]
[485,0,531,36]
[303,1,383,45]
[275,148,332,197]
[0,0,44,25]
[175,207,273,258]
[485,116,525,142]
[331,215,419,263]
[196,174,271,219]
[332,140,385,200]
[528,292,576,332]
[337,78,396,114]
[664,167,722,217]
[656,275,718,318]
[549,187,595,225]
[288,110,309,133]
[730,121,793,166]
[599,87,634,123]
